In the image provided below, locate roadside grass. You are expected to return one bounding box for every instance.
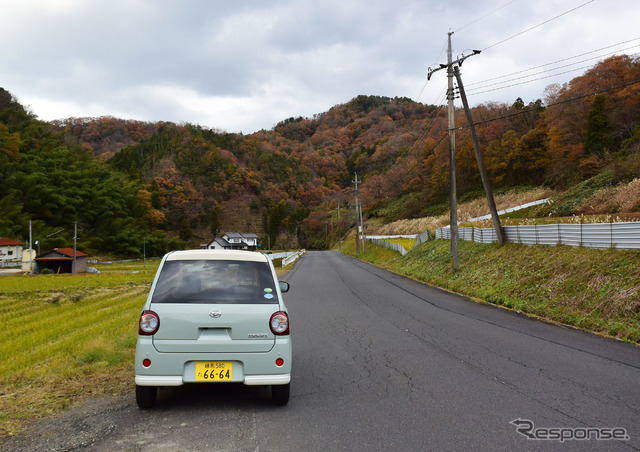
[384,238,416,251]
[0,260,159,437]
[342,238,640,344]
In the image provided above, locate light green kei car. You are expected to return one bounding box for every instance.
[135,249,292,408]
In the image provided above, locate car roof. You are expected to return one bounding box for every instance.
[165,249,269,263]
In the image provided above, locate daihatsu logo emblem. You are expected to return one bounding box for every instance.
[209,309,222,318]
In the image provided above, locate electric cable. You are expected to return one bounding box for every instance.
[454,0,520,33]
[459,78,640,129]
[373,74,640,202]
[483,0,596,51]
[466,58,636,96]
[467,37,640,87]
[467,47,640,91]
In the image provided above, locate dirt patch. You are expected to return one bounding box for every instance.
[0,395,134,451]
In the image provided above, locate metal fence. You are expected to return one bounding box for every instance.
[435,222,640,249]
[414,230,432,246]
[366,238,409,256]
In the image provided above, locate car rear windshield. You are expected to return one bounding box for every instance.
[151,259,279,304]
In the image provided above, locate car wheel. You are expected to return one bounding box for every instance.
[136,385,157,409]
[271,383,290,406]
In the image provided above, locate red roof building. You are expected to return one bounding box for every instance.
[35,248,88,273]
[0,237,24,263]
[0,238,23,247]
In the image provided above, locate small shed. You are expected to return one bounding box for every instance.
[35,248,88,274]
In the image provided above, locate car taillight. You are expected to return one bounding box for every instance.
[139,310,160,335]
[270,311,289,336]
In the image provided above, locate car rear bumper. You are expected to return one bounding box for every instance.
[244,374,290,385]
[135,336,292,386]
[135,373,291,386]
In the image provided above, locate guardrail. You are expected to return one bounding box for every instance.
[281,250,306,266]
[466,198,550,222]
[366,235,417,239]
[435,222,640,249]
[263,251,304,266]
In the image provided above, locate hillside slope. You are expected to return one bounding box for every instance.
[1,55,639,254]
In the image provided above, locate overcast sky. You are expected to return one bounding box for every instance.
[1,0,638,133]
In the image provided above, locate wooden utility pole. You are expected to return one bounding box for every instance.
[353,173,361,254]
[454,66,506,245]
[446,32,459,272]
[73,221,78,274]
[359,202,365,253]
[428,32,482,271]
[338,203,342,251]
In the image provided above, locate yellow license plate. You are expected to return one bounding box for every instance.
[195,361,232,381]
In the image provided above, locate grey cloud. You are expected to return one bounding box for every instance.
[1,0,637,132]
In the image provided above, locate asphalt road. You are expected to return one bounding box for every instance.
[3,251,640,451]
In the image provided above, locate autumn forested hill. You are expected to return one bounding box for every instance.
[1,55,639,256]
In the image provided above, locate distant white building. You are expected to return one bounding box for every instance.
[207,233,258,251]
[207,237,232,250]
[0,238,23,264]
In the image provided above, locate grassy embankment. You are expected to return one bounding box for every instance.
[355,184,640,343]
[0,261,158,437]
[341,235,640,344]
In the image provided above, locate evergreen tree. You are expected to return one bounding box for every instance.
[584,94,611,158]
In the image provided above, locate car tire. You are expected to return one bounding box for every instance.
[271,383,290,406]
[136,385,157,409]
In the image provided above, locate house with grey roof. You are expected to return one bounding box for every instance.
[206,233,258,251]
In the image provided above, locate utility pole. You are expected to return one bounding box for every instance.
[29,220,33,274]
[73,221,78,274]
[454,66,506,245]
[428,31,482,272]
[325,221,328,248]
[330,217,334,249]
[446,32,459,272]
[338,203,342,251]
[359,202,365,253]
[353,173,362,254]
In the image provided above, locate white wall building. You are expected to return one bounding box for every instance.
[0,238,23,265]
[207,233,258,251]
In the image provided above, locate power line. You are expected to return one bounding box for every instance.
[359,104,448,203]
[379,77,640,200]
[454,0,520,33]
[383,0,597,202]
[483,0,596,51]
[468,37,640,87]
[459,78,640,129]
[466,52,639,96]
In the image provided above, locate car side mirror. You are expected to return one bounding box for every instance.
[279,281,290,293]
